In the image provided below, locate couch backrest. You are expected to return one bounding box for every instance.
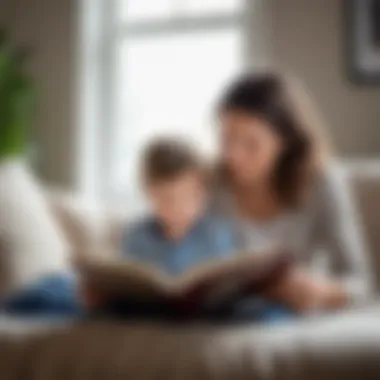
[49,163,380,290]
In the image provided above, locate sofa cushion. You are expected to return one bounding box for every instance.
[47,190,127,254]
[0,161,70,296]
[1,305,380,380]
[47,190,109,252]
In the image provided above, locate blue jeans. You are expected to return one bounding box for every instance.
[3,275,82,317]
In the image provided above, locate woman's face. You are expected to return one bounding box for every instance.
[219,110,284,187]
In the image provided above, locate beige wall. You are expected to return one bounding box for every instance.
[270,0,380,156]
[1,0,379,187]
[1,0,76,187]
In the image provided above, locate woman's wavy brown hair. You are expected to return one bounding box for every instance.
[217,72,329,208]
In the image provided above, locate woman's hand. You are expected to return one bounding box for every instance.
[266,267,349,313]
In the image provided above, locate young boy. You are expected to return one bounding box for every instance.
[123,138,235,275]
[121,138,292,322]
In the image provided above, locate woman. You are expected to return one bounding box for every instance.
[212,72,373,313]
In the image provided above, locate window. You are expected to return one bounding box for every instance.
[82,0,243,212]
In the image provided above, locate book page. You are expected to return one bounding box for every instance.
[171,250,285,294]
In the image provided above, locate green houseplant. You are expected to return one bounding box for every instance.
[0,28,34,160]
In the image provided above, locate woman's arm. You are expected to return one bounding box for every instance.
[268,164,373,313]
[314,163,374,306]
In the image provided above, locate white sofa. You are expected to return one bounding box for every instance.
[0,161,380,380]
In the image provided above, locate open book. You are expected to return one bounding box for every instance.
[75,250,293,318]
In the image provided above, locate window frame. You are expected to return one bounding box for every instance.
[77,0,247,203]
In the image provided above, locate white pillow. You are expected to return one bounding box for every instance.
[0,160,70,296]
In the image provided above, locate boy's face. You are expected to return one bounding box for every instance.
[147,171,206,232]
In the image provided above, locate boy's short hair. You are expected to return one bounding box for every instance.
[142,138,203,184]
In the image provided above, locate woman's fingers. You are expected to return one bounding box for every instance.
[265,267,326,312]
[267,266,351,313]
